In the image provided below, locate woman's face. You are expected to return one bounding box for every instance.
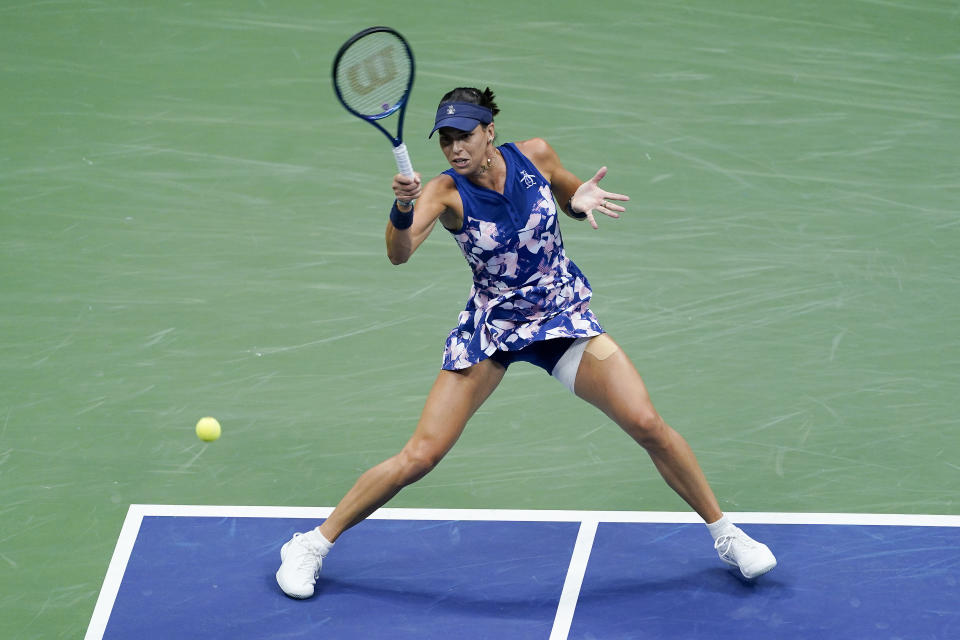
[438,123,494,174]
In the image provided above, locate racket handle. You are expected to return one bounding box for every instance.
[393,143,415,178]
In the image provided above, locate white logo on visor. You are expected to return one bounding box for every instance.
[446,105,456,115]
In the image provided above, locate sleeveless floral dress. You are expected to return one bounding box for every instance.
[441,143,603,370]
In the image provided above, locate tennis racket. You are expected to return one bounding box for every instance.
[332,26,416,178]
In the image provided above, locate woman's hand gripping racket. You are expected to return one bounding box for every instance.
[332,26,417,194]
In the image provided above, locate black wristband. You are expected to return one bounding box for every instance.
[389,200,414,230]
[566,200,587,221]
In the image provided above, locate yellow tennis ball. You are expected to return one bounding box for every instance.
[195,417,221,442]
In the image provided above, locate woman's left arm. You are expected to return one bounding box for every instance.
[520,137,630,230]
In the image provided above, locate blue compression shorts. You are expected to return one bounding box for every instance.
[488,337,578,375]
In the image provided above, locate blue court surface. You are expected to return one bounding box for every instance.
[85,506,960,639]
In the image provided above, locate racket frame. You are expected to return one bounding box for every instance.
[331,26,416,160]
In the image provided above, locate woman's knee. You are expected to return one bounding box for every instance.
[395,441,445,485]
[622,407,669,448]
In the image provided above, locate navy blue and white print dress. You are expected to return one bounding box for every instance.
[441,143,603,370]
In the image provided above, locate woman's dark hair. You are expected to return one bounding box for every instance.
[438,87,500,117]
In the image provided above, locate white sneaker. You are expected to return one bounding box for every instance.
[714,527,777,579]
[276,533,324,599]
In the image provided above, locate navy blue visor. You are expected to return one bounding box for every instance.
[428,102,493,138]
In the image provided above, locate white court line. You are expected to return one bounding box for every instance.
[84,507,145,640]
[125,504,960,527]
[85,506,960,640]
[549,519,598,640]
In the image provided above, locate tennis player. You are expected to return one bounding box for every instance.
[277,87,776,598]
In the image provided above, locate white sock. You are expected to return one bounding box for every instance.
[303,527,334,557]
[706,514,737,542]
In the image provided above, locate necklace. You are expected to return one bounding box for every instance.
[478,151,497,174]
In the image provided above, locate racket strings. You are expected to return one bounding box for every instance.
[335,32,411,117]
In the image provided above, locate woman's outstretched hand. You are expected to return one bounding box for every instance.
[570,167,629,229]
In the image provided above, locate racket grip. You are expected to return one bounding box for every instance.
[393,143,415,177]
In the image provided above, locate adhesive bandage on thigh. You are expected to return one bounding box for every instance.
[584,333,618,361]
[551,337,591,393]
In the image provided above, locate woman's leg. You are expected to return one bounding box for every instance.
[571,334,775,578]
[572,334,722,523]
[278,359,506,598]
[319,358,506,541]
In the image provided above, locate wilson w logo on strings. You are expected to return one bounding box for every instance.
[347,46,398,95]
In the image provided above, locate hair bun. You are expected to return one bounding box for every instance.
[481,88,500,117]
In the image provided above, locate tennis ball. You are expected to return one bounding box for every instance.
[195,417,221,442]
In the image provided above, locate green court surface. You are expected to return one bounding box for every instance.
[2,1,958,637]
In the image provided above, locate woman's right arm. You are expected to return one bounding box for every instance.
[385,173,451,265]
